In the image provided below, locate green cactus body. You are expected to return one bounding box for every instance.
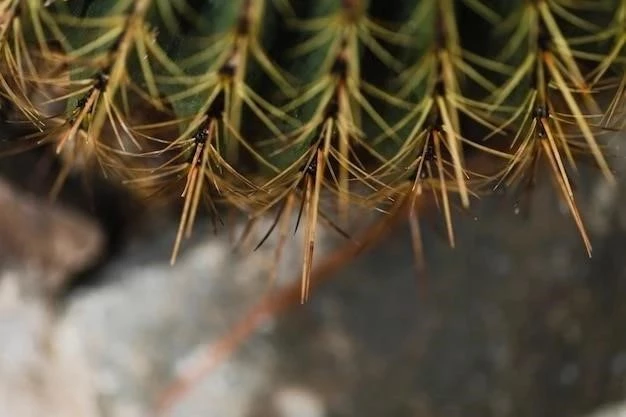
[0,0,623,293]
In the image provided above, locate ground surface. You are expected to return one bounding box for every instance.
[1,136,626,417]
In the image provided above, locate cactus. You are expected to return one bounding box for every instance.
[0,0,623,300]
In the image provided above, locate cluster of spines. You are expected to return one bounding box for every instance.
[0,0,623,300]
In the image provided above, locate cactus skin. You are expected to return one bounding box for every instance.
[0,0,623,299]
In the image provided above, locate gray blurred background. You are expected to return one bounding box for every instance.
[1,129,626,417]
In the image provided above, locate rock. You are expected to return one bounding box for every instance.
[272,386,326,417]
[0,177,105,293]
[3,134,626,417]
[0,272,100,417]
[56,160,626,417]
[588,402,626,417]
[0,176,105,417]
[60,219,334,417]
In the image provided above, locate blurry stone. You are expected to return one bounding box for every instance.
[4,127,620,417]
[61,219,334,417]
[54,157,626,417]
[588,402,626,417]
[0,177,105,417]
[0,272,100,417]
[272,387,326,417]
[0,177,105,293]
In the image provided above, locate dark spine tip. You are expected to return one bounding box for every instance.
[206,90,226,120]
[537,19,550,52]
[76,95,89,110]
[303,155,318,177]
[236,0,252,35]
[93,71,109,91]
[236,15,250,36]
[218,48,239,79]
[193,125,209,145]
[330,54,349,81]
[323,91,340,120]
[533,105,549,120]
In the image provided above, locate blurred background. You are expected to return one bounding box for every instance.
[0,129,626,417]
